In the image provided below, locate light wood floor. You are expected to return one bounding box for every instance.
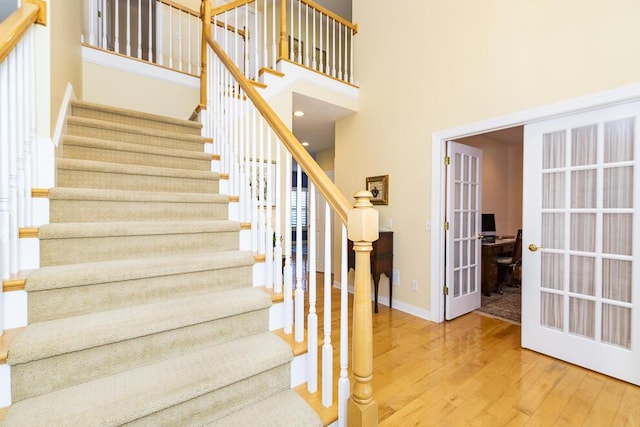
[296,275,640,426]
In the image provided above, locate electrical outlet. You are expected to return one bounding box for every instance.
[386,218,393,229]
[392,269,399,286]
[411,280,418,292]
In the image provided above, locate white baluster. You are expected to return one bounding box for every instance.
[296,0,301,63]
[307,183,317,392]
[168,6,173,68]
[156,3,163,65]
[258,120,266,257]
[325,14,329,74]
[349,27,354,83]
[319,11,323,73]
[24,30,34,226]
[262,0,268,70]
[274,137,283,294]
[114,0,120,52]
[137,0,142,58]
[16,41,25,229]
[244,5,249,77]
[338,225,350,426]
[178,9,182,71]
[126,0,131,56]
[304,2,308,66]
[148,0,153,61]
[0,60,10,281]
[338,22,342,81]
[84,0,97,46]
[322,201,333,406]
[283,152,293,334]
[266,129,273,289]
[343,26,349,82]
[311,8,316,70]
[101,0,107,48]
[188,13,192,73]
[254,2,259,79]
[8,53,18,274]
[331,19,336,77]
[294,163,304,342]
[251,109,258,252]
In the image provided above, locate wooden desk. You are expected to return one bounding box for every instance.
[348,231,393,313]
[481,238,515,296]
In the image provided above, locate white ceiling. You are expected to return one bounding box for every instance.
[292,93,355,153]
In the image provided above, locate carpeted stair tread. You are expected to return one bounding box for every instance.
[48,187,229,204]
[56,158,219,180]
[25,250,254,292]
[70,99,202,135]
[3,333,292,426]
[66,115,206,146]
[207,389,323,427]
[38,219,239,239]
[61,134,212,169]
[8,287,271,365]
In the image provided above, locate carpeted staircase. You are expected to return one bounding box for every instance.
[2,100,321,426]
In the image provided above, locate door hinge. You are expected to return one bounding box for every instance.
[443,286,449,296]
[98,11,102,18]
[444,221,449,231]
[444,156,450,165]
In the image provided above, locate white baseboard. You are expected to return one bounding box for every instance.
[52,83,76,147]
[19,238,39,271]
[333,281,432,321]
[269,302,284,331]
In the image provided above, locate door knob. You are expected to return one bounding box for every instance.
[477,234,484,239]
[528,243,542,252]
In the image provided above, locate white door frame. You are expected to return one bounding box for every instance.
[430,83,640,323]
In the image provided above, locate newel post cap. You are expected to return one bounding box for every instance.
[348,191,379,243]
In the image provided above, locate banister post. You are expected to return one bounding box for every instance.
[199,0,211,109]
[278,0,288,60]
[347,191,378,426]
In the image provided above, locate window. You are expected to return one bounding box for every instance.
[291,189,308,229]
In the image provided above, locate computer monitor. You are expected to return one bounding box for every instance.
[481,213,497,237]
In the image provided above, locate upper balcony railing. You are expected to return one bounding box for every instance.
[81,0,357,85]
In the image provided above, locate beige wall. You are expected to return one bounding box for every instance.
[50,0,83,135]
[457,135,523,237]
[337,0,640,315]
[315,147,335,171]
[82,61,199,119]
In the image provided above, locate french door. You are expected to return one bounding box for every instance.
[445,142,482,320]
[522,102,640,385]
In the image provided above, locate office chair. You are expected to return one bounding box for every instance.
[496,229,522,294]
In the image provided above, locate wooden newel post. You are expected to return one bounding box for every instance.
[347,190,378,426]
[199,0,211,109]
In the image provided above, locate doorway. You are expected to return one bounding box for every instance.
[454,127,524,323]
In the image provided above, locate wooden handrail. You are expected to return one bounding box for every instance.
[0,0,46,63]
[202,11,351,224]
[212,0,357,33]
[158,0,200,18]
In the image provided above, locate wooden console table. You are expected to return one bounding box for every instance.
[481,238,515,296]
[348,231,393,313]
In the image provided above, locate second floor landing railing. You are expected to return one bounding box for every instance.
[81,0,357,86]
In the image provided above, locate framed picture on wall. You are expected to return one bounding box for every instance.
[366,175,389,205]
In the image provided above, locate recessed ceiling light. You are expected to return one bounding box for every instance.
[302,142,309,147]
[294,111,304,117]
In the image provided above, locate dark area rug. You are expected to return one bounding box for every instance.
[476,285,521,324]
